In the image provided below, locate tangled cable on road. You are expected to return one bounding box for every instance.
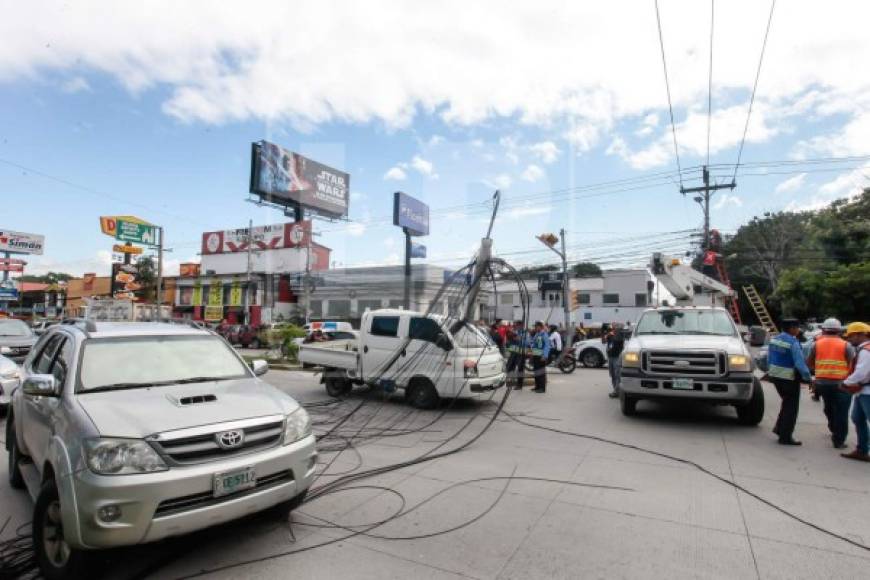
[0,519,38,580]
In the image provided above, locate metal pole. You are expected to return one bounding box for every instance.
[245,219,253,324]
[702,165,711,251]
[156,227,164,319]
[1,252,8,314]
[560,229,573,357]
[403,228,411,310]
[304,225,312,324]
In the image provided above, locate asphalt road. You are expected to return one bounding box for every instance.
[2,367,869,579]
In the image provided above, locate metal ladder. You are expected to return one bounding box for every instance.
[742,285,778,333]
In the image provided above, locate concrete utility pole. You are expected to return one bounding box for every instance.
[156,226,164,319]
[680,165,735,251]
[245,219,253,324]
[536,228,573,360]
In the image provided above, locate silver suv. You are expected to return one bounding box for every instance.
[5,320,316,579]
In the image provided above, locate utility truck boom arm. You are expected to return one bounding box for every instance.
[650,252,734,306]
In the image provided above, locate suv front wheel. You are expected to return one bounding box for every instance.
[33,481,91,580]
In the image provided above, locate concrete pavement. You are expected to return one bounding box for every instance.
[1,368,868,579]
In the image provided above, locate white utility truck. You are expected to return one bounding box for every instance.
[298,309,506,408]
[618,254,764,425]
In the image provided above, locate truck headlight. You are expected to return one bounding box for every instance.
[729,354,750,371]
[84,439,168,475]
[623,351,640,367]
[463,360,479,378]
[284,407,312,445]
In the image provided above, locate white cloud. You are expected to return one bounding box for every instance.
[530,141,560,164]
[713,193,743,210]
[492,174,512,189]
[521,164,544,182]
[346,222,367,236]
[61,76,90,93]
[774,173,806,195]
[506,203,551,220]
[564,123,601,153]
[383,166,407,181]
[427,134,445,146]
[410,155,437,178]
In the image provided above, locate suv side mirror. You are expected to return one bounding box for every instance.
[250,359,269,376]
[435,333,453,352]
[23,374,59,397]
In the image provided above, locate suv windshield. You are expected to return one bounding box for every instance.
[0,319,32,337]
[78,335,250,392]
[636,310,736,337]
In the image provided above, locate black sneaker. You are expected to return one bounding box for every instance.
[608,392,619,399]
[778,438,802,446]
[833,442,847,449]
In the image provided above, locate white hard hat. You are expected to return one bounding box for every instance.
[821,318,842,331]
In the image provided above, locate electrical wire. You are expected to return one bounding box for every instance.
[654,0,684,189]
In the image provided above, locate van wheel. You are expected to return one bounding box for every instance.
[736,379,765,426]
[620,392,638,416]
[33,481,91,580]
[406,378,439,410]
[325,378,352,398]
[7,415,26,490]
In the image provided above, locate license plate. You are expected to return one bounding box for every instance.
[672,378,694,390]
[213,467,256,498]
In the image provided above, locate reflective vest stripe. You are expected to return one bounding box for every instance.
[815,337,850,380]
[768,364,796,380]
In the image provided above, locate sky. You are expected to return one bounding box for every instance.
[1,0,869,278]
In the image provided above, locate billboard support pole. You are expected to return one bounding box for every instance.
[156,227,164,319]
[2,252,8,282]
[403,228,411,310]
[245,219,253,324]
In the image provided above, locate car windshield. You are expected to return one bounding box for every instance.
[0,319,32,337]
[636,310,736,337]
[78,335,250,392]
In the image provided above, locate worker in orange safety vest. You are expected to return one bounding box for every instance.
[806,318,855,449]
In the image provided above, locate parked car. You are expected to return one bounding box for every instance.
[572,338,607,368]
[0,350,21,412]
[0,317,38,363]
[31,319,60,336]
[5,320,316,579]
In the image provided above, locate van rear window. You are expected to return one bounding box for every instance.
[371,316,400,337]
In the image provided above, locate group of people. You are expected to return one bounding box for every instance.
[767,318,870,462]
[493,320,565,393]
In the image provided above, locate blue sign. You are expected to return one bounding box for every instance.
[0,289,19,301]
[393,191,429,236]
[410,242,427,258]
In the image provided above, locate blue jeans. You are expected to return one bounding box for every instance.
[814,382,851,446]
[608,356,622,393]
[852,394,870,454]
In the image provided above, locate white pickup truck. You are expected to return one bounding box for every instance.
[298,309,506,408]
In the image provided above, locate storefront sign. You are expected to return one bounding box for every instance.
[111,263,143,300]
[208,279,223,306]
[115,219,158,245]
[393,192,429,236]
[201,222,311,255]
[204,305,224,322]
[100,215,151,238]
[192,280,203,306]
[180,263,201,277]
[229,279,243,306]
[113,244,144,255]
[0,229,44,255]
[0,258,26,272]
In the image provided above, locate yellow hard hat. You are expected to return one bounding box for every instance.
[844,322,870,336]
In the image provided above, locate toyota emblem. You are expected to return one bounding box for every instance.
[217,429,245,449]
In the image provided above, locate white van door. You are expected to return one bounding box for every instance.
[361,313,406,382]
[405,316,455,395]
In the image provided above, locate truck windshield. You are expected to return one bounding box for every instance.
[636,310,736,337]
[78,335,250,392]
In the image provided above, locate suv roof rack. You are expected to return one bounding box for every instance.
[60,318,97,336]
[135,317,208,330]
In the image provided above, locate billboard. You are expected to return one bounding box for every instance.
[201,222,311,255]
[100,215,151,238]
[111,263,143,301]
[0,258,26,273]
[0,280,18,301]
[249,141,350,218]
[179,263,201,278]
[393,192,429,236]
[0,229,44,255]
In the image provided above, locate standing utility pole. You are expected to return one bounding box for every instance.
[680,165,735,250]
[156,226,164,319]
[245,219,253,324]
[536,228,573,360]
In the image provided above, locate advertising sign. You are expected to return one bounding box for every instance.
[179,263,201,278]
[192,280,203,306]
[86,298,134,321]
[393,192,429,236]
[0,280,19,301]
[249,141,350,218]
[229,279,242,306]
[0,229,45,255]
[113,244,144,255]
[116,219,158,245]
[100,215,151,237]
[83,273,96,291]
[0,258,26,272]
[410,242,427,258]
[208,279,223,306]
[204,305,224,322]
[111,263,143,300]
[201,222,311,255]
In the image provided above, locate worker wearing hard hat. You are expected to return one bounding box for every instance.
[841,322,870,462]
[768,319,813,445]
[806,318,855,449]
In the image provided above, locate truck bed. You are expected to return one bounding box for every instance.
[298,339,359,371]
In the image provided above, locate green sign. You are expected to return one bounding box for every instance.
[115,219,157,245]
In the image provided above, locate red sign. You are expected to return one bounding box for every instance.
[0,258,26,273]
[201,222,312,255]
[179,263,201,278]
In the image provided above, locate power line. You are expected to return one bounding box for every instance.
[706,0,715,168]
[654,0,684,189]
[731,0,777,184]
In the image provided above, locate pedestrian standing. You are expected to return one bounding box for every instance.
[768,319,813,446]
[548,324,562,363]
[489,322,505,356]
[841,322,870,462]
[531,321,551,393]
[605,323,625,399]
[806,318,854,449]
[506,320,528,390]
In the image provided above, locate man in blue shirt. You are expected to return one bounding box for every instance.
[768,319,813,445]
[530,321,551,393]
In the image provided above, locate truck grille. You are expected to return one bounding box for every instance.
[152,419,284,464]
[642,350,724,377]
[153,469,294,518]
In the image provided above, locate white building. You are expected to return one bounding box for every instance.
[491,269,659,328]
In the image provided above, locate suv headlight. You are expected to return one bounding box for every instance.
[284,407,312,445]
[729,354,751,372]
[0,367,20,380]
[623,351,640,367]
[84,439,168,475]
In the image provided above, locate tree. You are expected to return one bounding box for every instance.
[135,256,157,302]
[769,267,826,320]
[571,262,602,277]
[822,262,870,321]
[809,188,870,265]
[17,272,74,284]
